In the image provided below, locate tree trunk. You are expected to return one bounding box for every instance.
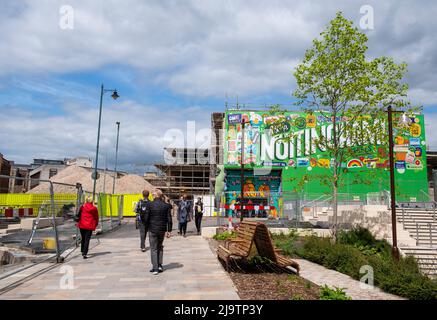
[332,176,338,242]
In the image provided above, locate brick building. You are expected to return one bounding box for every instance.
[0,153,12,193]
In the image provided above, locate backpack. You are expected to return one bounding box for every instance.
[136,199,149,223]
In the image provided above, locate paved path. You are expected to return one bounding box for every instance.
[0,220,239,300]
[294,258,405,300]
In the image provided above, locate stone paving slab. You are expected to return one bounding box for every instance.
[294,258,405,300]
[0,221,239,300]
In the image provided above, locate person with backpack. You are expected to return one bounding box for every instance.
[194,197,204,235]
[76,196,99,259]
[134,190,150,252]
[177,194,192,237]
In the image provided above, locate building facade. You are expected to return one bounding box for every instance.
[218,110,429,217]
[0,153,12,193]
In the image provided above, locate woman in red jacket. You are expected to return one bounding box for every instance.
[77,196,99,259]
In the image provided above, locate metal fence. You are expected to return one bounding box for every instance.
[0,174,124,279]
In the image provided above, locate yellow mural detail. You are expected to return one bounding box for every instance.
[243,179,257,197]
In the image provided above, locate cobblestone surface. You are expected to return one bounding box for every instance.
[0,219,239,300]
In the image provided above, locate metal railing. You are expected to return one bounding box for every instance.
[0,174,125,280]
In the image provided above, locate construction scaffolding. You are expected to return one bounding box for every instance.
[210,112,225,192]
[153,163,210,199]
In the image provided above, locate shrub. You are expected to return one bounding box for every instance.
[297,236,368,280]
[287,231,437,300]
[319,285,352,300]
[368,255,437,300]
[213,231,237,241]
[248,255,274,266]
[273,229,299,256]
[338,227,392,258]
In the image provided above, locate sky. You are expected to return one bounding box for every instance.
[0,0,436,173]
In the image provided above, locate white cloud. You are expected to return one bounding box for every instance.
[1,0,437,103]
[2,0,437,167]
[0,99,212,169]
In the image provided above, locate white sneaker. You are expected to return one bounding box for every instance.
[153,270,159,275]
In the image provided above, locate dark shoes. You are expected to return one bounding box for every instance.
[82,255,88,259]
[150,266,163,275]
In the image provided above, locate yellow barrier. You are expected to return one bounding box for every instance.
[0,193,155,217]
[0,194,76,216]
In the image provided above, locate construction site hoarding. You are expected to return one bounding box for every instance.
[223,110,428,206]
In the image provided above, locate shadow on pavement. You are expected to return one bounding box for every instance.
[87,251,112,258]
[163,262,183,270]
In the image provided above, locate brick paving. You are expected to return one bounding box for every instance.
[294,258,405,300]
[0,219,239,300]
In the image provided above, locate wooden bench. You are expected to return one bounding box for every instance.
[217,221,300,274]
[217,221,258,270]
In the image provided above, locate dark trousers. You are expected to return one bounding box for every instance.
[149,232,165,270]
[139,222,148,249]
[80,228,92,256]
[195,213,203,233]
[179,221,188,235]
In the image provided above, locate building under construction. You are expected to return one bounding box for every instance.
[148,148,211,199]
[209,112,225,192]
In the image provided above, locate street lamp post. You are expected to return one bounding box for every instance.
[112,121,121,195]
[92,84,119,202]
[387,105,400,260]
[387,105,410,260]
[240,118,246,222]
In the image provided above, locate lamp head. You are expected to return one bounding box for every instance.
[111,90,120,100]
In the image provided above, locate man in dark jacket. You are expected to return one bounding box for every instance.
[135,190,150,252]
[143,189,173,275]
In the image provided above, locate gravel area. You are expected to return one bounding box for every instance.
[208,238,320,300]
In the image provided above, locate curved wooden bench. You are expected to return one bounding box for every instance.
[217,221,300,274]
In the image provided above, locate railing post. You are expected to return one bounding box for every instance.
[429,223,433,248]
[75,183,83,247]
[49,183,62,263]
[416,222,419,246]
[402,208,405,228]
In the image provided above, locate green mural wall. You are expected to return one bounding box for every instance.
[223,110,428,202]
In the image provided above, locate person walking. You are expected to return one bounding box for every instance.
[134,190,150,252]
[177,194,192,237]
[247,199,254,218]
[176,195,183,234]
[77,196,99,259]
[194,197,204,235]
[143,189,172,275]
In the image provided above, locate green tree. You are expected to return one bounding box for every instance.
[291,12,412,239]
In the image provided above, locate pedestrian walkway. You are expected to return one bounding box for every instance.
[0,220,239,300]
[294,258,405,300]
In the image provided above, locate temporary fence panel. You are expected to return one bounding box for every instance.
[0,194,77,217]
[122,194,143,217]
